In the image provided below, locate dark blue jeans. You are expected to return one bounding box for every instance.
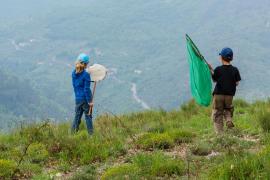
[72,101,93,134]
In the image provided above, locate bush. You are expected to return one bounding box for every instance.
[19,162,42,178]
[136,133,174,150]
[258,112,270,132]
[27,143,49,163]
[102,152,185,179]
[191,142,212,156]
[101,164,140,180]
[132,152,185,177]
[168,130,195,144]
[0,159,16,179]
[210,135,253,154]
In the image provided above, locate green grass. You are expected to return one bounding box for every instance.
[208,148,270,180]
[0,99,269,179]
[136,132,174,150]
[258,112,270,132]
[102,152,185,179]
[191,141,212,156]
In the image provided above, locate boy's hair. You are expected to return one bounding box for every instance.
[221,56,233,62]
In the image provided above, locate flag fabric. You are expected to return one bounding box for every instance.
[186,34,212,106]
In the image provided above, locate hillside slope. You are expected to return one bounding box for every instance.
[1,99,270,179]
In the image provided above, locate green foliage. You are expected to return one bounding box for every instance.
[0,159,16,179]
[32,174,51,180]
[258,112,270,132]
[19,162,42,178]
[168,130,195,143]
[102,152,185,179]
[191,142,212,156]
[27,143,49,163]
[132,152,185,177]
[210,134,254,154]
[181,100,200,117]
[208,152,270,180]
[233,99,250,108]
[101,164,140,180]
[136,132,174,150]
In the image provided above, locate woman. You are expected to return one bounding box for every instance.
[71,53,93,134]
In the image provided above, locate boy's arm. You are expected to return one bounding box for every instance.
[235,68,241,86]
[207,63,217,82]
[207,63,214,75]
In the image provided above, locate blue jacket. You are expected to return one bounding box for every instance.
[72,70,92,103]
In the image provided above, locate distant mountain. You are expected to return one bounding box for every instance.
[0,0,270,130]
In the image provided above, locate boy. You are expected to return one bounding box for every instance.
[208,48,241,134]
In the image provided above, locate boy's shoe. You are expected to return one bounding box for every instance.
[226,121,235,129]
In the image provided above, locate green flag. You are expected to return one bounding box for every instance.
[186,34,212,106]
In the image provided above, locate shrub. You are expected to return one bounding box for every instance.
[27,143,49,163]
[101,164,140,180]
[18,162,42,178]
[0,159,16,179]
[168,130,195,144]
[132,152,185,177]
[191,142,212,156]
[102,152,185,179]
[258,112,270,132]
[136,133,174,150]
[210,135,253,154]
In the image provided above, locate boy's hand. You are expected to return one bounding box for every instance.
[207,63,213,71]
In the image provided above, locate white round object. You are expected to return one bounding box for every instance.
[87,64,108,82]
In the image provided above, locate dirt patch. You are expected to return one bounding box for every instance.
[164,144,188,159]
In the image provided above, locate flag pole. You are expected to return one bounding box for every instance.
[185,34,213,72]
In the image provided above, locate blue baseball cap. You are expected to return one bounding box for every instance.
[219,47,233,61]
[77,53,90,64]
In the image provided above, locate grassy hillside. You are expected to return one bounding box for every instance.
[1,99,270,179]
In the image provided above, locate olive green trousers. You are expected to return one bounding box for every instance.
[212,95,234,134]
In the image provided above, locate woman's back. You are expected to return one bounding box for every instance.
[72,69,91,103]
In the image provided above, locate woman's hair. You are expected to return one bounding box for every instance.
[75,61,87,74]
